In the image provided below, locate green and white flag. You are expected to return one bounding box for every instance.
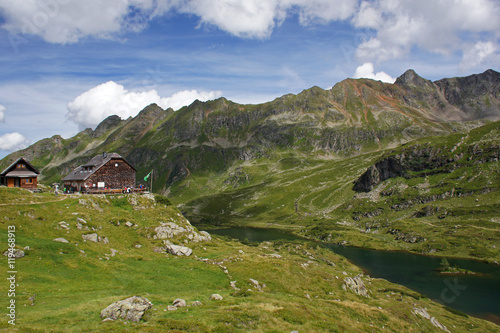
[144,170,152,181]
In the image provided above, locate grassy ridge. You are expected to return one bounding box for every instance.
[1,189,499,332]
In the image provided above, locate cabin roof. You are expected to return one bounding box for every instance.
[62,153,136,182]
[4,170,39,178]
[0,157,40,176]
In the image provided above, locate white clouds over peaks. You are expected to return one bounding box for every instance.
[353,0,500,65]
[460,41,497,71]
[353,63,395,83]
[66,81,221,130]
[0,104,5,122]
[0,132,30,151]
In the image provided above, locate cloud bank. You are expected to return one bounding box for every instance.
[1,0,498,69]
[0,132,29,151]
[353,63,395,83]
[66,81,221,130]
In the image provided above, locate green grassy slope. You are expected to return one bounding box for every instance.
[0,189,498,332]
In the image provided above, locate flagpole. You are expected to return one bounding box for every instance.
[150,169,153,193]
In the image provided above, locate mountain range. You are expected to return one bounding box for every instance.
[3,69,499,190]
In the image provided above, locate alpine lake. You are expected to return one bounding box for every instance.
[206,226,500,325]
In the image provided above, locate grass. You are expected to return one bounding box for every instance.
[1,189,499,332]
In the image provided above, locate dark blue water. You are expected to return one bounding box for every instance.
[208,227,500,324]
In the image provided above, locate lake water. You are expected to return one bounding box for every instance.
[208,227,500,324]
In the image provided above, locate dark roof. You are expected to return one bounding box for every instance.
[62,153,136,182]
[4,170,39,178]
[0,157,40,176]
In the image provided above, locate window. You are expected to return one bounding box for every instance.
[17,163,26,169]
[25,178,33,184]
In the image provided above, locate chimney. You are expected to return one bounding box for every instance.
[103,152,107,158]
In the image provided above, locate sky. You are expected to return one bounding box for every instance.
[0,0,499,158]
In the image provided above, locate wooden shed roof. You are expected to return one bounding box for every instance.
[0,157,40,177]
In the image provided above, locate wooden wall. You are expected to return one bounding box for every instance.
[85,159,135,189]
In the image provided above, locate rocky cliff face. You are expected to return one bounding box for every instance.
[2,70,499,191]
[353,123,500,192]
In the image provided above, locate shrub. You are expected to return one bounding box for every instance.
[155,195,173,206]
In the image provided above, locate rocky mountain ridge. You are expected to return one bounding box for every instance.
[2,69,499,192]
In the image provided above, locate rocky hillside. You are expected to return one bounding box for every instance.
[1,69,499,194]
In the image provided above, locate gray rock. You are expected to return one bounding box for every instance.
[209,294,223,301]
[125,221,133,227]
[191,301,203,306]
[76,218,87,224]
[413,307,450,332]
[3,248,25,258]
[155,222,190,239]
[100,296,152,322]
[165,244,192,256]
[343,275,369,298]
[53,238,69,243]
[172,298,186,307]
[82,233,98,242]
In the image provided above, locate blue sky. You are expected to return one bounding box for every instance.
[0,0,499,158]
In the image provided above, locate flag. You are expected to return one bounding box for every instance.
[144,170,152,181]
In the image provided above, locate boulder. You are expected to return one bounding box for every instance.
[191,301,203,306]
[155,222,190,239]
[125,221,134,227]
[165,244,192,256]
[100,296,152,322]
[53,238,69,243]
[172,298,186,307]
[76,218,87,224]
[3,248,25,258]
[209,294,223,301]
[82,233,98,242]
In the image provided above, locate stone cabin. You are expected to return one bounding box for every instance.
[62,153,136,192]
[0,157,40,189]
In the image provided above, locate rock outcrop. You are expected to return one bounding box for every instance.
[342,275,369,298]
[164,244,192,256]
[413,307,450,332]
[100,296,152,322]
[155,222,211,243]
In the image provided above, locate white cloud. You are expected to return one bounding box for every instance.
[66,81,221,130]
[353,0,500,63]
[0,0,359,42]
[353,62,395,83]
[0,104,5,122]
[460,41,497,71]
[0,132,30,151]
[0,0,160,44]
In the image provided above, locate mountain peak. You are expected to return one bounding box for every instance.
[395,69,433,87]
